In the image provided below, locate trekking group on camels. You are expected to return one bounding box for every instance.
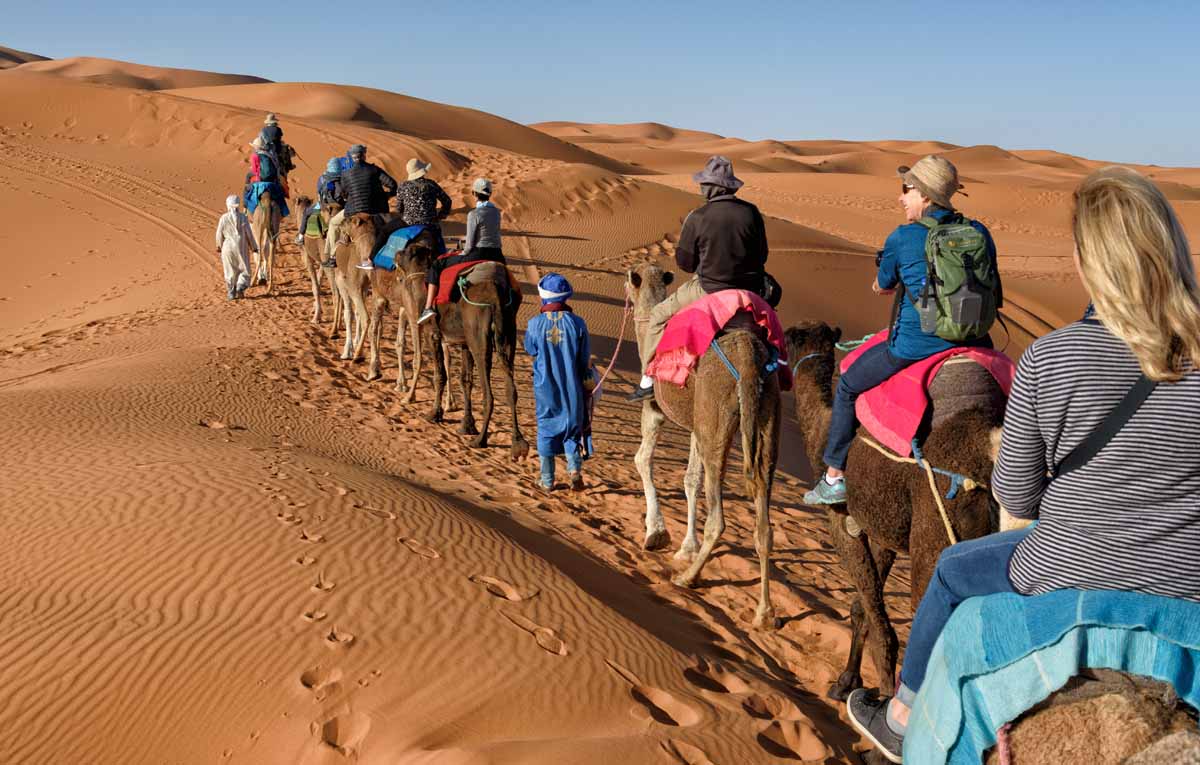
[215,115,1200,763]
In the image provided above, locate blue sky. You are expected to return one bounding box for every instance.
[7,1,1197,166]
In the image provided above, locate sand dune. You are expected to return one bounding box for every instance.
[168,82,639,174]
[15,55,270,90]
[0,45,47,69]
[3,53,1200,765]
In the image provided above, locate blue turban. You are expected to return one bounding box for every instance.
[538,273,573,304]
[325,158,341,174]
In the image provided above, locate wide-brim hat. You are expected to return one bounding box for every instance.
[692,155,743,191]
[898,155,962,210]
[407,158,431,181]
[249,136,265,151]
[264,113,278,126]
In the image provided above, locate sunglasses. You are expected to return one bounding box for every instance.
[901,182,917,194]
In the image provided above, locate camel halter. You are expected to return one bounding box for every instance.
[791,352,824,377]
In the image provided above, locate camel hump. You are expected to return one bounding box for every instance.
[927,356,1006,429]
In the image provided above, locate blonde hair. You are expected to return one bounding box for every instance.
[1073,166,1199,381]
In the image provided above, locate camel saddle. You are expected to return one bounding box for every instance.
[840,329,1014,457]
[435,259,521,306]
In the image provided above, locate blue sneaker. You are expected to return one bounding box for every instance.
[804,473,847,505]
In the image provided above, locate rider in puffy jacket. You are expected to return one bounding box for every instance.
[323,145,396,267]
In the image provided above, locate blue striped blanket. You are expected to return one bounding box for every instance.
[372,225,431,271]
[244,182,289,218]
[905,589,1200,764]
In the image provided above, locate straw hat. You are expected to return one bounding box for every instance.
[406,158,431,181]
[897,155,963,210]
[249,136,265,151]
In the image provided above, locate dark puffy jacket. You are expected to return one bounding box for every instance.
[335,161,397,216]
[675,193,769,293]
[259,124,284,154]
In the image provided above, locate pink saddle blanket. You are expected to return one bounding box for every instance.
[647,289,791,390]
[841,330,1015,457]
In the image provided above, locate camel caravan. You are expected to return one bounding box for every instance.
[216,122,1200,763]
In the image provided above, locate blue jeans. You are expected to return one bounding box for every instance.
[822,342,919,470]
[540,453,582,486]
[895,528,1029,707]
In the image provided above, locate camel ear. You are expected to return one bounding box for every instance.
[832,326,843,343]
[662,271,675,286]
[629,270,642,289]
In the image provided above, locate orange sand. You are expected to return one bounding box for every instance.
[2,56,1197,764]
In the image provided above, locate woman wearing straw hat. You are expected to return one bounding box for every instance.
[356,157,453,270]
[805,155,999,506]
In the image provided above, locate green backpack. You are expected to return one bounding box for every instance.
[902,214,1002,342]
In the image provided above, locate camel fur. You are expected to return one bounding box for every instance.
[250,191,280,295]
[784,320,1004,699]
[627,262,782,630]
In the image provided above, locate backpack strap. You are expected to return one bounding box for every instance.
[1051,373,1158,478]
[917,216,939,230]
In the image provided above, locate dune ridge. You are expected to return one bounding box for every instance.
[15,55,270,90]
[0,45,48,69]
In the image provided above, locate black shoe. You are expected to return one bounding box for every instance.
[322,257,336,268]
[846,689,903,764]
[627,384,655,403]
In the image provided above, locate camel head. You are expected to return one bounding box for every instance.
[784,321,841,406]
[626,261,674,315]
[395,230,439,276]
[345,213,380,263]
[295,195,313,211]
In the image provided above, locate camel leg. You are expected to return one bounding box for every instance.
[457,342,478,436]
[672,438,729,589]
[467,329,492,448]
[396,307,408,394]
[365,296,384,382]
[326,268,341,338]
[308,258,322,324]
[637,402,670,550]
[428,327,446,423]
[829,543,896,700]
[338,275,355,360]
[349,283,369,361]
[444,343,459,411]
[674,435,703,561]
[495,311,528,461]
[403,313,422,403]
[827,515,899,696]
[265,239,275,295]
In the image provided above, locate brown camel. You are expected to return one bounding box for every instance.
[627,262,781,630]
[784,320,1004,700]
[364,228,436,393]
[333,213,376,361]
[250,191,280,294]
[424,252,528,461]
[296,197,335,325]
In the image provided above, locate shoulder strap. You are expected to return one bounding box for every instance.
[917,216,939,230]
[1052,374,1158,478]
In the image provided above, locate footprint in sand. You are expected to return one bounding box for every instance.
[755,719,831,761]
[357,504,396,521]
[398,537,440,559]
[299,665,343,701]
[325,626,355,649]
[276,512,302,526]
[605,659,701,727]
[294,555,317,567]
[469,574,539,602]
[300,529,325,544]
[661,739,716,765]
[302,610,328,622]
[311,572,336,593]
[501,612,567,656]
[741,692,805,721]
[316,711,371,758]
[684,657,753,695]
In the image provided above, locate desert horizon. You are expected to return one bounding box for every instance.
[3,37,1200,765]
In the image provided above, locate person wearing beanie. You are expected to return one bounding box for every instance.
[214,194,258,300]
[805,155,1000,508]
[524,273,593,491]
[418,177,503,323]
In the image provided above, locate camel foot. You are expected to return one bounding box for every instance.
[426,409,444,424]
[673,538,700,561]
[511,438,530,462]
[339,351,352,361]
[458,420,479,436]
[643,528,671,551]
[469,433,488,449]
[751,606,779,631]
[365,370,381,382]
[827,671,863,702]
[671,572,699,589]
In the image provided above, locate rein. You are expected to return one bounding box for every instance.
[593,288,632,401]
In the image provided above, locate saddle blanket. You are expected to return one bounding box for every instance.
[841,330,1014,457]
[905,588,1200,765]
[435,255,520,306]
[646,289,791,390]
[371,225,433,271]
[244,182,289,218]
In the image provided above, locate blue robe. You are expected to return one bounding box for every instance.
[524,310,590,459]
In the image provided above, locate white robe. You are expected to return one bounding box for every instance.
[215,210,258,292]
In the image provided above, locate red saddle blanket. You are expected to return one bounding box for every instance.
[841,330,1015,457]
[646,289,791,390]
[434,253,519,305]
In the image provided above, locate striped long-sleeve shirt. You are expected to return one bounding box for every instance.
[994,318,1200,601]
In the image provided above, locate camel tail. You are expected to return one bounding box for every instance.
[737,341,766,495]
